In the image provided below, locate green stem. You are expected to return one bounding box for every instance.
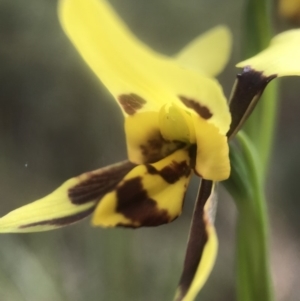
[233,1,277,299]
[243,0,272,58]
[235,132,273,301]
[258,81,278,178]
[243,0,278,178]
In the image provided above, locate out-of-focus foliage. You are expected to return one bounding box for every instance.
[0,0,300,300]
[279,0,300,23]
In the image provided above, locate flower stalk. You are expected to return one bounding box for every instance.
[243,0,278,177]
[229,0,277,299]
[233,132,273,301]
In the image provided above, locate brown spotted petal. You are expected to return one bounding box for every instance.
[0,161,135,233]
[125,111,184,164]
[174,180,218,301]
[92,148,191,228]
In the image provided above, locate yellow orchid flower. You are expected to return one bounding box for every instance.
[0,0,232,300]
[2,0,300,300]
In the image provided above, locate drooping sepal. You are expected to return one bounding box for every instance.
[174,180,218,301]
[0,161,135,232]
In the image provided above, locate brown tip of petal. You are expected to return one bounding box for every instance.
[118,93,147,115]
[179,95,213,119]
[227,67,277,139]
[116,177,171,227]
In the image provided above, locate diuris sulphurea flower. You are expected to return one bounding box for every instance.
[2,0,300,300]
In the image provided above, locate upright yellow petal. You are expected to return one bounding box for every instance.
[59,0,231,135]
[237,29,300,77]
[59,0,162,114]
[175,26,232,77]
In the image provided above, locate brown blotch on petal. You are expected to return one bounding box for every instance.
[140,130,185,163]
[118,93,147,115]
[146,160,190,184]
[116,177,171,227]
[188,145,197,170]
[179,95,213,119]
[19,206,96,229]
[68,161,136,205]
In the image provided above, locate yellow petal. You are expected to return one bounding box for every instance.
[192,114,230,181]
[59,0,231,135]
[0,161,135,232]
[158,103,230,181]
[92,149,191,228]
[159,102,196,144]
[125,111,183,164]
[175,180,218,301]
[175,26,232,77]
[237,29,300,77]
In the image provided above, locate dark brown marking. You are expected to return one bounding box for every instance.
[179,95,213,119]
[176,180,213,300]
[227,67,277,139]
[188,145,197,170]
[19,206,96,229]
[68,161,136,205]
[140,130,185,163]
[118,93,147,115]
[116,177,171,227]
[146,160,190,184]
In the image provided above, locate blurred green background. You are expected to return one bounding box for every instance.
[1,0,300,300]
